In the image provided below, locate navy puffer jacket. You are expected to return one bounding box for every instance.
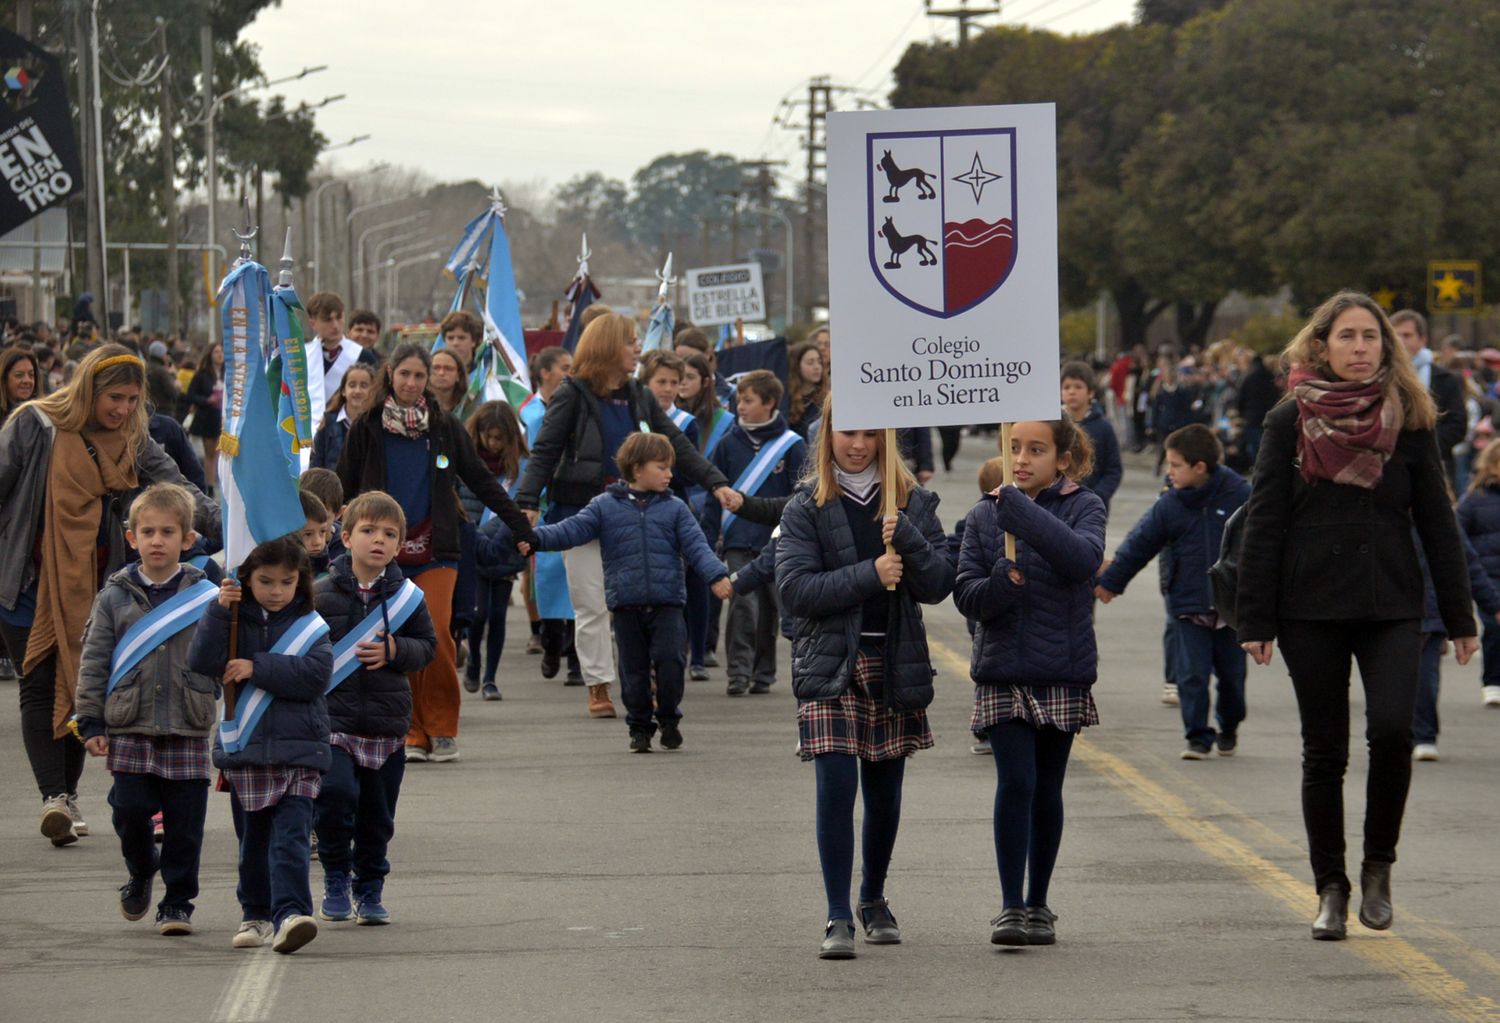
[314,557,437,738]
[1457,484,1500,586]
[955,478,1107,689]
[189,596,334,771]
[776,484,954,710]
[533,483,728,609]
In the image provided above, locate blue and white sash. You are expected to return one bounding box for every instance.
[702,409,733,459]
[668,406,694,432]
[106,580,219,696]
[218,612,330,754]
[720,430,803,534]
[187,555,211,571]
[326,579,424,694]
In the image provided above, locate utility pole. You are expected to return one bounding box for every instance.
[803,77,832,323]
[18,0,42,323]
[925,0,1001,45]
[73,6,106,330]
[156,19,179,337]
[201,23,217,343]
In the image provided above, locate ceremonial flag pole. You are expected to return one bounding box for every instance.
[561,233,601,353]
[642,252,675,352]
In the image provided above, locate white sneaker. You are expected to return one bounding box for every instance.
[1413,743,1440,762]
[232,920,274,948]
[271,915,318,954]
[404,745,428,763]
[1482,685,1500,707]
[970,734,992,755]
[65,793,88,836]
[39,795,78,847]
[1161,684,1180,706]
[428,737,460,763]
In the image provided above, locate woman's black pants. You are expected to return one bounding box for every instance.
[1277,618,1420,895]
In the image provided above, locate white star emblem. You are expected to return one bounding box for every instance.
[951,152,1002,203]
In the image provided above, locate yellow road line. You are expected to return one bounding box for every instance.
[929,640,1500,1023]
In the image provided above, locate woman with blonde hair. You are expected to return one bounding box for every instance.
[776,395,954,959]
[0,344,217,846]
[1237,291,1473,940]
[516,313,738,718]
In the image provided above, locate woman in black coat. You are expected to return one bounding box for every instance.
[1236,291,1475,942]
[776,399,954,960]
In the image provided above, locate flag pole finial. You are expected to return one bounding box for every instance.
[277,228,295,288]
[655,251,675,302]
[578,233,591,276]
[488,185,507,219]
[231,196,258,264]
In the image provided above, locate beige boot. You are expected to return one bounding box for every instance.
[587,683,617,718]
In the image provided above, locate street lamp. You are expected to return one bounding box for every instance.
[746,202,794,329]
[375,237,442,311]
[387,251,444,328]
[345,196,416,298]
[368,229,428,307]
[355,211,427,306]
[309,152,378,290]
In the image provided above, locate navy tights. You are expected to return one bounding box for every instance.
[813,753,906,922]
[987,719,1075,909]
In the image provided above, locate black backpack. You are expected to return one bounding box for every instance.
[1209,504,1247,631]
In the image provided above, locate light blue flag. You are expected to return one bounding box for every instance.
[643,300,675,353]
[444,208,493,278]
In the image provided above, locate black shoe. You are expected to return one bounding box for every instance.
[658,722,683,750]
[749,681,772,695]
[481,683,501,701]
[119,874,153,921]
[156,906,193,936]
[1025,906,1057,945]
[629,730,652,754]
[462,666,480,693]
[1312,885,1348,940]
[703,652,720,668]
[1180,742,1213,760]
[1359,862,1393,930]
[856,899,901,944]
[689,666,709,681]
[726,679,749,697]
[1217,732,1238,756]
[540,650,561,679]
[989,907,1028,946]
[818,919,856,960]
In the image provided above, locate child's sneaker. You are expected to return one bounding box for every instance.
[405,745,429,762]
[429,737,460,762]
[156,907,193,935]
[629,730,652,754]
[319,871,352,921]
[1413,743,1440,762]
[749,681,772,695]
[970,733,992,755]
[1161,684,1179,706]
[481,682,501,701]
[1482,685,1500,707]
[232,920,274,948]
[119,874,153,921]
[462,662,481,693]
[1180,742,1212,760]
[354,881,391,925]
[65,794,88,836]
[1216,732,1238,756]
[39,794,77,847]
[272,915,318,954]
[526,633,544,655]
[689,665,709,681]
[704,652,720,668]
[726,679,749,697]
[659,722,683,750]
[151,811,164,842]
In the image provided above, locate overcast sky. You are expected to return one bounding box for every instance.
[244,0,1137,195]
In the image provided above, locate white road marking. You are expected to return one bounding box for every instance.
[211,951,287,1023]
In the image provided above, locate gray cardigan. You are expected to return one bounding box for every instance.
[0,406,220,612]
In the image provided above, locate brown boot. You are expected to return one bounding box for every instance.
[588,683,617,718]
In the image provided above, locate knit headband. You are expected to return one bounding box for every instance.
[93,354,144,374]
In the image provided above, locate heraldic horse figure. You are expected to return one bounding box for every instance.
[878,150,937,202]
[879,216,937,269]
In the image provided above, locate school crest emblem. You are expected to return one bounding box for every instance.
[866,127,1017,318]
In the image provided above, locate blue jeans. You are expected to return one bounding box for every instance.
[614,606,686,733]
[1412,633,1444,745]
[1482,618,1500,688]
[1172,620,1247,746]
[231,792,315,926]
[109,772,208,913]
[314,746,405,884]
[467,577,514,684]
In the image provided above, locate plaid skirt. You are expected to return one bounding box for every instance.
[797,651,933,762]
[971,683,1099,735]
[107,734,211,781]
[223,765,323,813]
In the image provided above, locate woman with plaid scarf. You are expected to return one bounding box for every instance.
[1237,291,1476,942]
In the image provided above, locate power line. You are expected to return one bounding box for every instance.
[851,3,927,87]
[1002,0,1072,23]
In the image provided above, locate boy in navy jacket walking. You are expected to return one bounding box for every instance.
[702,370,806,696]
[526,433,733,752]
[1096,425,1250,758]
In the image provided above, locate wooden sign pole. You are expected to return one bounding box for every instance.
[883,428,900,590]
[1000,422,1017,561]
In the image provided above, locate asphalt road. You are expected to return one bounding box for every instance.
[1,437,1497,1023]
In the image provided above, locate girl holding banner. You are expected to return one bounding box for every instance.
[0,345,218,848]
[775,400,954,959]
[336,343,537,763]
[516,314,737,719]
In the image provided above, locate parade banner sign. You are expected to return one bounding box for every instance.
[826,104,1060,430]
[0,30,84,237]
[686,262,766,326]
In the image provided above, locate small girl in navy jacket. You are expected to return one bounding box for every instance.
[955,418,1105,948]
[189,536,334,955]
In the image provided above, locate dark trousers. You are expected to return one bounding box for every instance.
[706,595,723,655]
[987,719,1075,909]
[1162,617,1178,685]
[938,425,963,471]
[1412,632,1445,746]
[230,792,315,926]
[0,621,86,799]
[813,753,906,921]
[315,746,404,886]
[108,772,208,913]
[467,578,514,684]
[684,566,710,669]
[539,619,582,677]
[1482,618,1500,688]
[1171,620,1247,746]
[614,606,685,733]
[724,548,777,686]
[1278,618,1420,894]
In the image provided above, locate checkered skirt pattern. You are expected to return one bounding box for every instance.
[106,734,211,781]
[223,765,323,812]
[797,651,934,762]
[970,683,1099,735]
[331,732,405,771]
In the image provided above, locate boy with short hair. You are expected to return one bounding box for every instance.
[305,292,376,434]
[526,434,732,752]
[703,370,805,697]
[300,468,347,568]
[313,491,437,925]
[75,484,221,933]
[437,310,483,371]
[346,310,382,354]
[297,490,334,574]
[1061,360,1123,512]
[1095,424,1251,759]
